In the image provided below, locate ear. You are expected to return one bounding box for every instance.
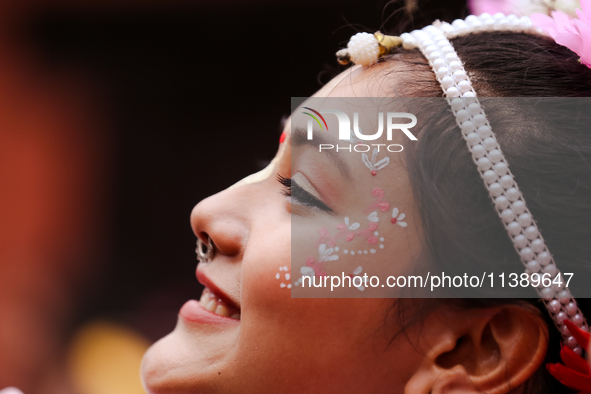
[405,304,549,394]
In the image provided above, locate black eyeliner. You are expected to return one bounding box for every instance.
[276,175,333,213]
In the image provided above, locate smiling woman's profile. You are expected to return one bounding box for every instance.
[140,5,591,394]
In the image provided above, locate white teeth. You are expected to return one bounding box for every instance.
[214,304,229,317]
[205,300,217,312]
[199,287,240,320]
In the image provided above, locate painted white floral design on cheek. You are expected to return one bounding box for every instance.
[276,266,291,289]
[367,211,379,222]
[318,243,339,262]
[362,148,390,176]
[391,208,407,227]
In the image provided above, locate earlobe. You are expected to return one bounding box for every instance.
[406,305,549,394]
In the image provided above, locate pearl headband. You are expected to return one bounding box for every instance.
[336,13,588,353]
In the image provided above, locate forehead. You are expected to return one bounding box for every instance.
[313,62,400,99]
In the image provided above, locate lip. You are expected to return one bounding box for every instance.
[195,266,240,310]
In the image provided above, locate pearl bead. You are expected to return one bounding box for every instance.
[573,314,584,327]
[429,51,442,61]
[573,346,583,356]
[488,149,503,164]
[441,23,456,38]
[472,114,486,127]
[556,311,568,324]
[436,67,450,78]
[472,144,486,158]
[501,208,515,223]
[440,76,454,89]
[483,137,497,151]
[420,38,434,46]
[477,125,492,139]
[519,16,532,31]
[567,302,578,316]
[467,103,481,115]
[538,251,551,266]
[448,61,462,72]
[495,196,509,210]
[566,336,578,349]
[424,25,441,36]
[489,182,503,197]
[506,187,520,201]
[540,287,554,300]
[549,299,562,313]
[511,200,525,214]
[500,174,513,188]
[531,238,545,253]
[493,162,508,176]
[560,324,571,336]
[507,221,522,236]
[520,247,534,261]
[436,39,448,47]
[456,109,469,122]
[557,289,571,304]
[444,52,459,63]
[458,80,472,93]
[507,14,519,23]
[451,19,468,31]
[440,45,454,55]
[518,213,532,227]
[432,34,445,42]
[525,226,539,240]
[513,234,528,248]
[462,91,476,98]
[551,279,564,292]
[471,19,483,30]
[543,264,558,277]
[461,121,476,135]
[482,170,497,185]
[477,157,492,171]
[526,259,541,273]
[465,15,479,24]
[451,98,465,110]
[401,33,417,49]
[494,12,505,20]
[453,70,467,81]
[466,132,480,146]
[479,13,492,21]
[425,45,437,55]
[446,87,460,97]
[483,18,495,31]
[432,58,445,69]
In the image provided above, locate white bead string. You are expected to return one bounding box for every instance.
[408,14,588,353]
[341,13,588,352]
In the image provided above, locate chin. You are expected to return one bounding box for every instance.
[141,329,200,394]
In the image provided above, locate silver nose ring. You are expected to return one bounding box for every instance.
[196,236,214,263]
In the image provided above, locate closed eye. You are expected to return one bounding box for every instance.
[277,175,333,213]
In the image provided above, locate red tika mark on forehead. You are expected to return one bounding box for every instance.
[279,132,286,143]
[391,218,397,224]
[371,170,377,176]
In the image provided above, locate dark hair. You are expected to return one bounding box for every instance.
[379,31,591,393]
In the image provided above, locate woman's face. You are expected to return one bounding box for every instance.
[141,63,428,393]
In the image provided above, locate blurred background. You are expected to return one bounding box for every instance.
[0,0,468,393]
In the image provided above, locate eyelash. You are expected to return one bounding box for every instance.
[277,175,333,213]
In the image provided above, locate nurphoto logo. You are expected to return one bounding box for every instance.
[302,107,418,152]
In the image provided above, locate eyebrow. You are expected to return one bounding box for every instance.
[290,127,352,180]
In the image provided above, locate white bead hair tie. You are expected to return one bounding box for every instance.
[337,13,588,352]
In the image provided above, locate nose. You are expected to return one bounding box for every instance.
[190,185,254,261]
